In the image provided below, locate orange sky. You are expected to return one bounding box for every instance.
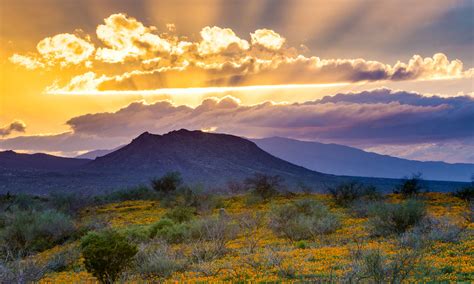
[0,0,473,163]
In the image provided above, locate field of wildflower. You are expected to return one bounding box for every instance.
[32,192,473,283]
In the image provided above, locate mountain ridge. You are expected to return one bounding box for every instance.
[253,137,474,182]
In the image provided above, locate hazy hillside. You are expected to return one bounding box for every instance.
[0,150,90,171]
[253,137,474,182]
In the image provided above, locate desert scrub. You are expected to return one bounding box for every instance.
[188,213,238,259]
[163,206,196,223]
[328,182,382,207]
[268,199,341,241]
[0,209,76,257]
[367,199,426,236]
[149,218,190,243]
[80,229,138,284]
[134,240,186,279]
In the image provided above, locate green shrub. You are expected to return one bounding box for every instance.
[45,246,81,272]
[48,192,94,214]
[99,186,158,203]
[120,225,152,243]
[453,186,474,202]
[0,209,76,256]
[81,229,138,284]
[152,172,182,195]
[244,173,283,201]
[295,240,308,249]
[394,173,426,197]
[345,246,426,283]
[188,214,237,256]
[328,182,381,207]
[163,207,196,223]
[134,240,186,279]
[269,199,341,241]
[414,216,465,243]
[367,199,426,236]
[149,219,189,244]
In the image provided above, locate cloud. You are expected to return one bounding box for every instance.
[9,54,45,70]
[250,29,286,51]
[198,26,249,56]
[9,13,473,91]
[55,88,474,146]
[10,33,94,68]
[95,13,171,63]
[0,121,26,137]
[47,52,474,93]
[2,89,472,160]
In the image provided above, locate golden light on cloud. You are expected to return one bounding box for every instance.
[45,82,351,96]
[9,13,473,97]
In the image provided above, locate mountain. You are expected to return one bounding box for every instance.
[76,147,122,159]
[0,150,90,171]
[0,131,468,195]
[84,129,336,189]
[253,137,474,182]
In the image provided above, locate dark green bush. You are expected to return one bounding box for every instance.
[328,182,382,207]
[367,199,426,236]
[453,186,474,202]
[152,172,183,195]
[244,173,283,201]
[81,229,138,284]
[269,199,341,241]
[99,186,158,203]
[48,192,94,214]
[394,173,426,197]
[0,209,76,256]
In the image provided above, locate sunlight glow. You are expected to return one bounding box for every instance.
[45,83,350,96]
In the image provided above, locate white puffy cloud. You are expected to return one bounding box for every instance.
[95,13,171,63]
[9,33,94,69]
[36,33,95,66]
[198,26,249,56]
[250,29,285,50]
[9,54,44,70]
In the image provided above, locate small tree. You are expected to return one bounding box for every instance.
[151,172,183,195]
[244,173,283,200]
[394,173,425,197]
[81,230,138,284]
[327,182,381,207]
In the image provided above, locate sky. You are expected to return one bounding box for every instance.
[0,0,473,163]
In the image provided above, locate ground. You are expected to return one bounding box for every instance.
[35,193,473,283]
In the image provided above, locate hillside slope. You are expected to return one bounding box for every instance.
[253,137,474,182]
[86,129,334,188]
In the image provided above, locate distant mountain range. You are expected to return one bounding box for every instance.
[0,130,468,195]
[75,134,474,182]
[253,137,474,182]
[0,150,89,171]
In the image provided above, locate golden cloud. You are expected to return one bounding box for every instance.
[250,29,285,50]
[10,33,94,68]
[9,13,474,92]
[95,13,171,63]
